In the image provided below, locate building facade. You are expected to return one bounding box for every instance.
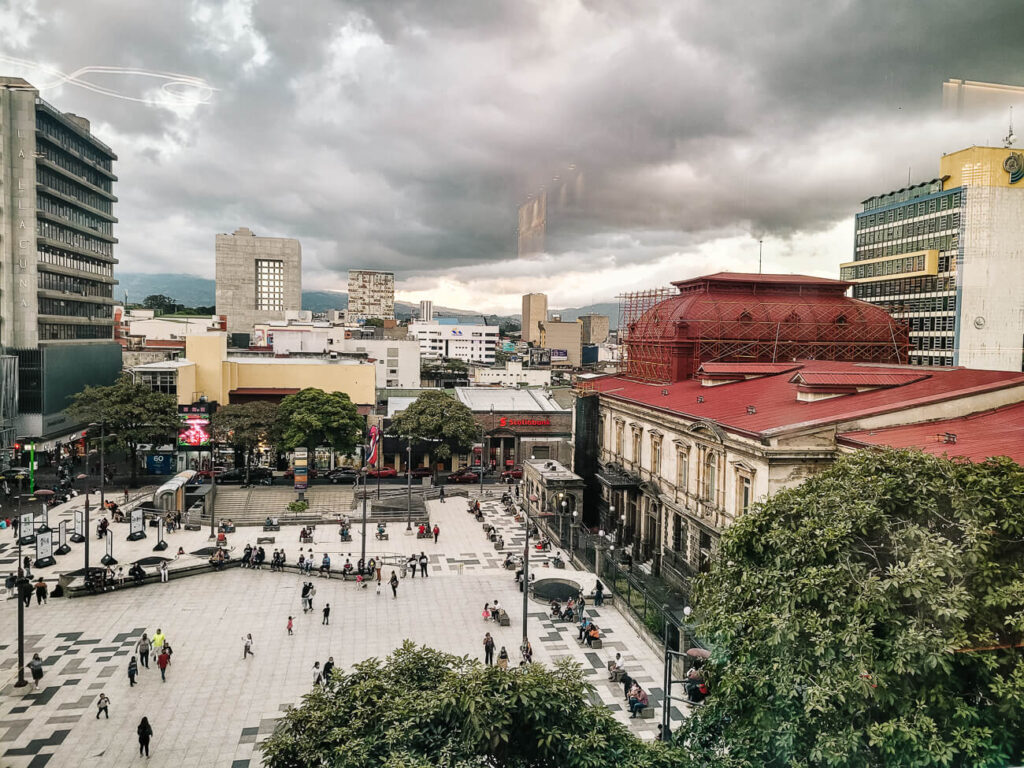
[841,145,1024,371]
[471,360,551,388]
[347,269,395,320]
[521,293,547,344]
[409,319,498,363]
[540,320,583,367]
[578,314,610,344]
[215,227,301,336]
[0,77,123,442]
[419,300,433,321]
[455,387,572,469]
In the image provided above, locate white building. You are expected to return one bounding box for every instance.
[471,360,551,387]
[419,300,434,321]
[409,320,498,363]
[347,270,395,320]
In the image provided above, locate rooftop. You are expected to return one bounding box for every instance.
[838,402,1024,464]
[590,360,1024,437]
[523,458,581,482]
[672,272,850,289]
[454,387,567,412]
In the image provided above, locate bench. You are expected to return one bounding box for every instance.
[184,524,202,531]
[375,533,389,541]
[300,536,314,544]
[635,706,654,719]
[416,531,432,539]
[493,540,504,550]
[586,592,613,605]
[257,536,275,545]
[589,638,603,649]
[219,525,236,534]
[262,525,280,532]
[497,610,511,627]
[339,534,352,542]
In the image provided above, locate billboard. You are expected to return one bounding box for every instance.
[550,349,568,362]
[177,404,212,448]
[293,447,308,491]
[528,348,551,367]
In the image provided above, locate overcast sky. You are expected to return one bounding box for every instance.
[2,0,1021,312]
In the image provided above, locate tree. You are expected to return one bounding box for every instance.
[500,319,521,336]
[67,375,179,487]
[261,641,679,768]
[389,390,480,465]
[494,349,512,364]
[274,388,363,465]
[141,294,177,314]
[210,401,278,482]
[682,450,1024,768]
[362,317,385,327]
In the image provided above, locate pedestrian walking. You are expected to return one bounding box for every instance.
[301,582,310,613]
[26,653,44,688]
[157,650,169,682]
[389,570,399,598]
[96,693,110,719]
[128,656,138,686]
[287,616,293,635]
[376,575,382,595]
[322,603,330,626]
[137,717,153,757]
[137,634,151,668]
[483,632,495,665]
[159,562,168,583]
[408,554,417,579]
[438,486,445,503]
[433,524,440,543]
[152,628,166,653]
[242,633,254,659]
[419,552,428,577]
[322,656,335,683]
[497,646,509,670]
[34,577,48,604]
[312,661,322,686]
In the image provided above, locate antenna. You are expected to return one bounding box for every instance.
[1004,107,1016,148]
[907,166,911,186]
[758,239,763,274]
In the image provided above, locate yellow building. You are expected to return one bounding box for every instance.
[132,333,376,411]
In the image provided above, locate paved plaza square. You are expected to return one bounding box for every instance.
[0,493,677,767]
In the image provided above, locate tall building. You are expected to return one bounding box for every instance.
[419,300,433,321]
[841,145,1024,370]
[215,227,302,336]
[347,269,395,321]
[0,77,123,442]
[539,320,582,367]
[409,318,498,363]
[521,293,547,343]
[578,314,610,344]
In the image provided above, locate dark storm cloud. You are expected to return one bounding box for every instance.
[2,0,1019,303]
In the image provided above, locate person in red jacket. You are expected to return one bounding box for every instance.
[432,524,440,543]
[157,649,170,682]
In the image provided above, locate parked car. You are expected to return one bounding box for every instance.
[216,467,273,484]
[1,467,32,481]
[446,468,480,484]
[197,465,229,480]
[500,465,523,481]
[407,466,433,478]
[366,466,398,478]
[283,467,318,479]
[326,467,359,484]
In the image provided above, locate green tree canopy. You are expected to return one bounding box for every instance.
[261,641,677,768]
[141,294,178,314]
[389,390,480,461]
[211,401,279,479]
[67,375,179,487]
[683,450,1024,768]
[275,388,363,460]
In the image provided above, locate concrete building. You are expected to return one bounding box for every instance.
[0,77,123,443]
[521,293,547,344]
[215,227,301,335]
[454,387,571,469]
[131,332,375,411]
[539,320,582,367]
[577,314,610,344]
[581,360,1024,590]
[419,300,434,321]
[471,360,551,388]
[522,458,584,547]
[347,269,395,320]
[841,145,1024,371]
[409,318,498,363]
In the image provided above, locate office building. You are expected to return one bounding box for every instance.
[578,314,610,344]
[215,227,301,336]
[471,360,551,388]
[539,320,582,367]
[0,77,123,443]
[347,269,395,320]
[841,145,1024,370]
[521,293,547,343]
[419,300,433,321]
[409,318,498,363]
[942,79,1024,116]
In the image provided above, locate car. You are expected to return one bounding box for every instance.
[500,466,523,480]
[407,466,433,478]
[326,467,359,484]
[366,466,398,478]
[2,467,32,481]
[216,467,273,484]
[446,469,480,484]
[197,465,229,479]
[283,467,318,479]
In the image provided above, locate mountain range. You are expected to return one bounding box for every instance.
[115,273,619,329]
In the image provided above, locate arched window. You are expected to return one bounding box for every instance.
[703,452,717,500]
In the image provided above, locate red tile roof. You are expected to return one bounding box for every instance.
[699,362,803,375]
[672,272,849,288]
[591,361,1024,437]
[838,402,1024,464]
[790,371,929,387]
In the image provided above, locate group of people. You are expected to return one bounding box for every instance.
[406,552,430,578]
[128,630,173,685]
[576,615,602,647]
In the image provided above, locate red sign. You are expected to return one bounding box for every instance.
[498,417,551,427]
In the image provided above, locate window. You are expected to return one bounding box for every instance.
[676,449,688,491]
[614,422,624,456]
[138,370,177,395]
[255,259,285,311]
[672,514,686,555]
[631,430,642,464]
[532,446,550,459]
[737,473,752,515]
[703,452,717,501]
[650,436,662,475]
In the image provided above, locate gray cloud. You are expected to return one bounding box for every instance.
[2,0,1020,308]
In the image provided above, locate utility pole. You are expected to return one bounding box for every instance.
[405,437,413,531]
[359,445,368,568]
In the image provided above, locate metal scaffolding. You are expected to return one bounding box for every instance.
[618,288,675,383]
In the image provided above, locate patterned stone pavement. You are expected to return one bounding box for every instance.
[0,494,678,767]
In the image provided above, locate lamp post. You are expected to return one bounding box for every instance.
[571,509,578,559]
[14,492,35,689]
[560,498,567,547]
[520,491,531,647]
[358,445,369,568]
[610,504,617,545]
[405,436,413,531]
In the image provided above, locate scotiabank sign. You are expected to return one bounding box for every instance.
[499,416,551,427]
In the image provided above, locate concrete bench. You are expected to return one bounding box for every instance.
[497,610,511,627]
[416,531,432,539]
[262,525,280,532]
[634,706,655,719]
[183,523,202,531]
[375,533,389,541]
[300,536,314,544]
[339,534,352,542]
[586,593,613,605]
[257,536,275,545]
[588,638,603,649]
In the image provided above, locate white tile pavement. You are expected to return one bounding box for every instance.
[0,495,680,767]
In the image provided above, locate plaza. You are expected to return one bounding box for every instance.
[0,492,676,767]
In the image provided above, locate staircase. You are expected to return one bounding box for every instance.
[200,486,355,526]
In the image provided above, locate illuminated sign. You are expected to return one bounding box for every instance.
[498,417,552,427]
[177,417,211,447]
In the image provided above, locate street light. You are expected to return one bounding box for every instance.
[405,436,413,531]
[561,499,567,548]
[14,492,36,689]
[571,509,578,558]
